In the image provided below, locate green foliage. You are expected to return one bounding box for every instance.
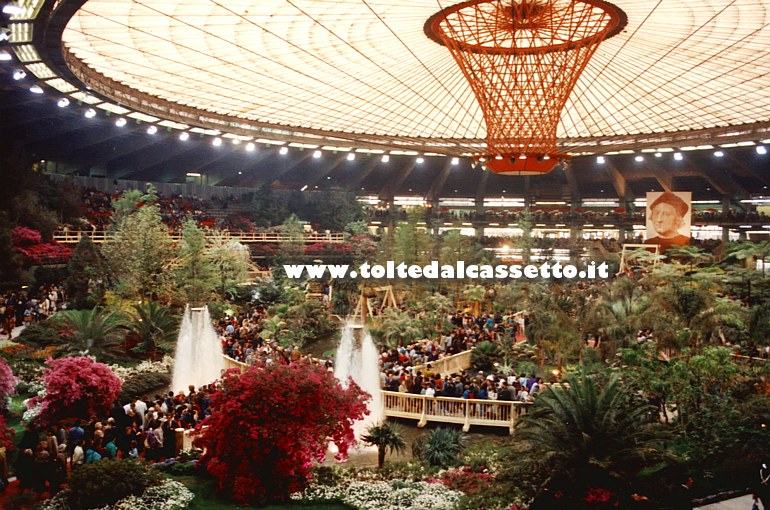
[206,233,250,299]
[361,421,407,469]
[470,341,501,372]
[54,307,126,361]
[15,317,67,348]
[378,308,423,348]
[412,427,467,467]
[175,219,218,305]
[104,188,175,300]
[63,459,164,509]
[0,212,24,291]
[121,301,180,356]
[517,374,671,492]
[65,234,110,309]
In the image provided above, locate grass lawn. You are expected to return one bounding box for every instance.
[172,475,351,510]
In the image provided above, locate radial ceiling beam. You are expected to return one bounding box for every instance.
[605,160,633,201]
[646,160,673,192]
[255,152,313,189]
[351,158,384,189]
[698,165,749,199]
[303,154,349,190]
[379,160,417,200]
[426,159,454,202]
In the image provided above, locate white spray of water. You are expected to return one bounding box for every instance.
[334,321,383,439]
[171,305,226,393]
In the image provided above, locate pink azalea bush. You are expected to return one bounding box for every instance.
[0,356,18,400]
[29,356,122,426]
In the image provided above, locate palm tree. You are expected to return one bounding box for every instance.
[55,307,125,360]
[516,374,670,497]
[379,308,422,348]
[361,421,407,469]
[121,301,180,357]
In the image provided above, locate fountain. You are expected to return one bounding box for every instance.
[334,320,383,438]
[171,305,226,393]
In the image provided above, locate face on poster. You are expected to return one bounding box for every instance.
[645,191,691,246]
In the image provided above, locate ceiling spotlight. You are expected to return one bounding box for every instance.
[416,157,424,164]
[347,152,355,161]
[179,132,190,141]
[451,157,459,165]
[246,142,255,152]
[381,154,390,163]
[279,146,288,155]
[714,150,724,158]
[238,171,242,175]
[495,155,503,160]
[596,156,605,164]
[634,155,644,162]
[519,153,527,160]
[757,146,767,155]
[57,98,69,108]
[479,157,487,163]
[300,185,308,191]
[2,4,24,15]
[212,137,223,146]
[147,125,158,135]
[115,118,127,127]
[0,51,12,62]
[542,155,551,160]
[84,108,96,118]
[12,69,26,80]
[29,85,43,94]
[673,152,683,161]
[231,139,240,145]
[654,152,662,158]
[313,150,322,159]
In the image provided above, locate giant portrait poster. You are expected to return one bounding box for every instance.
[645,191,692,250]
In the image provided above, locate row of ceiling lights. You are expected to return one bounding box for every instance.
[3,47,768,166]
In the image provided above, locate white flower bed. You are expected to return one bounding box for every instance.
[292,480,462,510]
[109,356,174,382]
[38,479,194,510]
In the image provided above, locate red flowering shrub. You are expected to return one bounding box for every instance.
[0,415,14,450]
[0,356,18,400]
[12,226,42,246]
[30,356,122,426]
[432,466,493,495]
[194,361,369,504]
[16,242,73,265]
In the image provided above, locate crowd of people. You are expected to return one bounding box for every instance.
[12,387,215,496]
[0,284,66,339]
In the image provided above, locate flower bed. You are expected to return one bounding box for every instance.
[39,478,194,510]
[292,479,463,510]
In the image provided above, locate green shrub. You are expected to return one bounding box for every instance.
[412,427,467,467]
[117,371,171,402]
[64,459,164,509]
[470,341,501,372]
[15,319,66,349]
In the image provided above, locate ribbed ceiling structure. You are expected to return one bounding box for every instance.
[48,0,770,156]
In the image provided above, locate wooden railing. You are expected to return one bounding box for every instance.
[53,229,345,244]
[382,391,531,435]
[412,350,473,377]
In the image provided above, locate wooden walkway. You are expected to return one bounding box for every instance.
[54,229,345,244]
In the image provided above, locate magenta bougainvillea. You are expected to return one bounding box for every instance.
[0,356,18,400]
[11,226,43,247]
[194,361,369,504]
[30,356,121,426]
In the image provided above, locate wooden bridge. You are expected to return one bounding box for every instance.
[221,354,527,434]
[54,229,345,244]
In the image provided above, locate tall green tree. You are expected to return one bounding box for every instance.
[65,234,110,309]
[104,188,174,300]
[206,232,251,299]
[175,219,218,305]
